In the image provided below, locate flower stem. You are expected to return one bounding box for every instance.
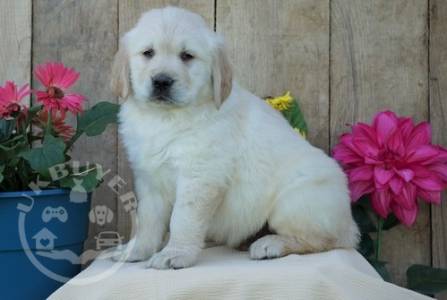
[45,109,52,137]
[65,130,82,151]
[375,217,384,261]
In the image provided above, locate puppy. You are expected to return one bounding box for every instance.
[111,6,359,269]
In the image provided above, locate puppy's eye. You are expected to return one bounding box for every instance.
[143,49,155,59]
[180,51,194,62]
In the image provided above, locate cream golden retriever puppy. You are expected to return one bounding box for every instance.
[111,6,359,269]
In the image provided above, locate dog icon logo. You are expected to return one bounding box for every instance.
[89,205,114,226]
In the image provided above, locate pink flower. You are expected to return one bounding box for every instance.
[34,62,85,114]
[333,111,447,226]
[0,81,30,118]
[34,110,75,142]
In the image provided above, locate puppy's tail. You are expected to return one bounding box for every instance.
[338,220,361,249]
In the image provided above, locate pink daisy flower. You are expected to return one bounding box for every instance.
[34,110,75,142]
[0,81,30,119]
[34,62,85,114]
[333,111,447,226]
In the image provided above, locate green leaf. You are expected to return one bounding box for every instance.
[357,196,372,208]
[0,119,15,142]
[368,259,392,282]
[59,168,102,192]
[382,214,400,230]
[358,233,374,258]
[23,105,42,128]
[20,134,66,177]
[76,102,119,136]
[27,105,43,115]
[0,137,28,162]
[282,100,308,135]
[0,165,4,183]
[407,264,447,296]
[352,204,377,233]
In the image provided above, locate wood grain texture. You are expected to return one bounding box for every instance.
[119,0,214,34]
[331,0,429,285]
[32,0,119,251]
[0,0,32,103]
[216,0,330,151]
[117,0,215,240]
[430,1,447,299]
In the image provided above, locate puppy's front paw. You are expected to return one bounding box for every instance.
[146,246,199,269]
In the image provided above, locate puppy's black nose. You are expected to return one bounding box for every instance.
[152,74,174,91]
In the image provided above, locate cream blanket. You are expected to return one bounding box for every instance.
[49,247,430,300]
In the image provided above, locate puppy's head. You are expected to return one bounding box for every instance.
[111,6,232,109]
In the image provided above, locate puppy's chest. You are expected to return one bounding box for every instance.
[121,117,200,173]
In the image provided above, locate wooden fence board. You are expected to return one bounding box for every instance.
[430,0,447,299]
[32,0,119,251]
[0,0,32,102]
[216,0,330,151]
[117,0,215,240]
[331,0,430,285]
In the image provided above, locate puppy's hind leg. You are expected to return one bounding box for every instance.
[249,177,359,261]
[249,234,315,260]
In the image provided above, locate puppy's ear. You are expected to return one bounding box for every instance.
[110,41,131,99]
[212,43,232,108]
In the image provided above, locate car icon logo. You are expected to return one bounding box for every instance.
[94,231,123,250]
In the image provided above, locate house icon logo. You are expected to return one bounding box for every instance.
[32,228,57,251]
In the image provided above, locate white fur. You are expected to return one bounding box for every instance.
[112,7,359,269]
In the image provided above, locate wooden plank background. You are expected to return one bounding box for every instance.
[32,0,119,251]
[430,0,447,298]
[0,0,31,103]
[0,0,446,291]
[331,0,431,286]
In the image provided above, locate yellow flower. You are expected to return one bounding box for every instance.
[294,128,307,139]
[266,91,293,111]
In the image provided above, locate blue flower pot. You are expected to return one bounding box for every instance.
[0,189,91,300]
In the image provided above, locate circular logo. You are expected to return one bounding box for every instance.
[16,162,138,285]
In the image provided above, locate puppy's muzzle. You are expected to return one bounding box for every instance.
[152,73,175,100]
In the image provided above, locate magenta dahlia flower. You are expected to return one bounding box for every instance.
[333,111,447,226]
[34,62,85,114]
[0,81,30,118]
